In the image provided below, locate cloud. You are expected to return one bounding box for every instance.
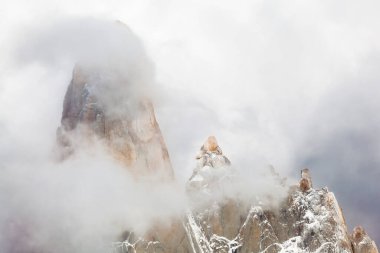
[0,18,185,253]
[0,145,186,253]
[1,0,380,247]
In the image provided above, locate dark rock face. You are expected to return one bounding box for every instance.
[57,65,174,179]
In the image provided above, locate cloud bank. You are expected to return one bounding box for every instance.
[1,0,380,247]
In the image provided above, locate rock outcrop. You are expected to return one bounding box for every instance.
[56,65,174,179]
[299,168,312,192]
[352,226,379,253]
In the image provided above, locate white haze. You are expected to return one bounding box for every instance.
[0,145,186,253]
[0,18,186,253]
[0,17,291,252]
[1,0,380,248]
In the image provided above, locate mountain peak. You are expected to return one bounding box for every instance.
[57,65,174,179]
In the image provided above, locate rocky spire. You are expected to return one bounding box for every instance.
[352,226,379,253]
[299,168,312,192]
[56,65,174,179]
[195,136,231,167]
[187,136,233,193]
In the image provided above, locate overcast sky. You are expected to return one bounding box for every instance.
[1,0,380,246]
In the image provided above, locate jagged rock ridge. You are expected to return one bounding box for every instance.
[115,137,378,253]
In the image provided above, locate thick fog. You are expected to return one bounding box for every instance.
[0,17,288,253]
[1,0,380,249]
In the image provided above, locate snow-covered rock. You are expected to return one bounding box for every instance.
[114,137,378,253]
[187,136,234,201]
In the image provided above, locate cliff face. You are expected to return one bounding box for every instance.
[115,137,378,253]
[56,65,173,179]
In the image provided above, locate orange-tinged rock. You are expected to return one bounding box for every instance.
[57,65,174,180]
[204,136,219,152]
[352,226,379,253]
[299,168,312,192]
